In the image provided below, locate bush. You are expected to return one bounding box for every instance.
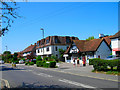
[89,58,119,71]
[36,56,42,61]
[29,62,34,65]
[36,61,56,68]
[49,61,56,68]
[13,60,19,64]
[25,62,29,65]
[36,61,43,67]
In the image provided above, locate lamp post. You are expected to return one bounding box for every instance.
[40,28,44,58]
[5,46,8,51]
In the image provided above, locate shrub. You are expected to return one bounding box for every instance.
[36,56,42,61]
[43,57,49,61]
[89,58,119,71]
[13,60,19,64]
[29,62,34,65]
[49,61,56,68]
[36,61,43,67]
[25,62,29,65]
[43,62,50,68]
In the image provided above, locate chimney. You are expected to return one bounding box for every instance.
[34,43,36,45]
[31,44,32,46]
[99,34,104,38]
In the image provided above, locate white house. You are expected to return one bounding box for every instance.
[63,38,112,64]
[36,36,79,59]
[110,31,120,56]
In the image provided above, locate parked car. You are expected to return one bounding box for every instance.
[105,55,120,60]
[0,60,4,64]
[19,60,24,64]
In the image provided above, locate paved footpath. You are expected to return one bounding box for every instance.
[17,62,119,82]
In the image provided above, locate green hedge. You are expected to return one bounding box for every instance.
[29,62,34,65]
[36,61,56,68]
[89,58,120,71]
[36,61,43,67]
[25,62,29,65]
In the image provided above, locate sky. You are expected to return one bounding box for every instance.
[1,2,118,54]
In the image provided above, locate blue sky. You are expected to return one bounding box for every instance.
[1,2,118,54]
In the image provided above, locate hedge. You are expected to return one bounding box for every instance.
[89,58,120,71]
[29,62,34,65]
[36,61,56,68]
[36,61,43,67]
[25,62,29,65]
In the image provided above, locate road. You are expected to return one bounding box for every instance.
[1,64,119,89]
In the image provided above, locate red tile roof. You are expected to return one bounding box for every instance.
[65,38,111,53]
[102,36,112,45]
[36,36,79,49]
[22,44,36,53]
[110,31,120,39]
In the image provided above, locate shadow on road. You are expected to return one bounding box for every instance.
[15,82,66,89]
[0,66,25,71]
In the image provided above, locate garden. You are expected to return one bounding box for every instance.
[25,55,57,68]
[89,58,120,75]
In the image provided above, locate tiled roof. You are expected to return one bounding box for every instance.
[101,36,112,45]
[110,31,120,39]
[36,36,79,49]
[65,38,111,53]
[74,39,104,52]
[22,44,36,53]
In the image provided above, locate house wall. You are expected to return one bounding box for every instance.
[111,38,120,55]
[95,41,111,59]
[23,52,31,57]
[36,45,69,58]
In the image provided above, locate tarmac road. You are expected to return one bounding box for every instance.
[1,64,119,89]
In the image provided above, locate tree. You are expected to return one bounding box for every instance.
[0,0,21,36]
[86,36,95,41]
[3,51,12,63]
[3,51,11,54]
[59,49,66,62]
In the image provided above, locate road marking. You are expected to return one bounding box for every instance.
[1,79,10,88]
[59,79,97,88]
[42,69,119,82]
[33,72,53,78]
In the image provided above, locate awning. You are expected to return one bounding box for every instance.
[112,48,120,51]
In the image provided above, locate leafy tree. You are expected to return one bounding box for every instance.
[0,1,21,36]
[3,51,12,63]
[3,51,11,54]
[86,36,95,41]
[59,49,65,58]
[59,49,65,62]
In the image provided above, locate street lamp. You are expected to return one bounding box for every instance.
[40,28,44,58]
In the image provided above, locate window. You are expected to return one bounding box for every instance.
[38,49,39,53]
[66,38,71,43]
[56,54,58,58]
[55,47,58,51]
[46,39,49,44]
[47,47,49,52]
[55,38,58,43]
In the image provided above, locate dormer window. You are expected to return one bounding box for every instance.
[46,39,49,44]
[66,38,71,43]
